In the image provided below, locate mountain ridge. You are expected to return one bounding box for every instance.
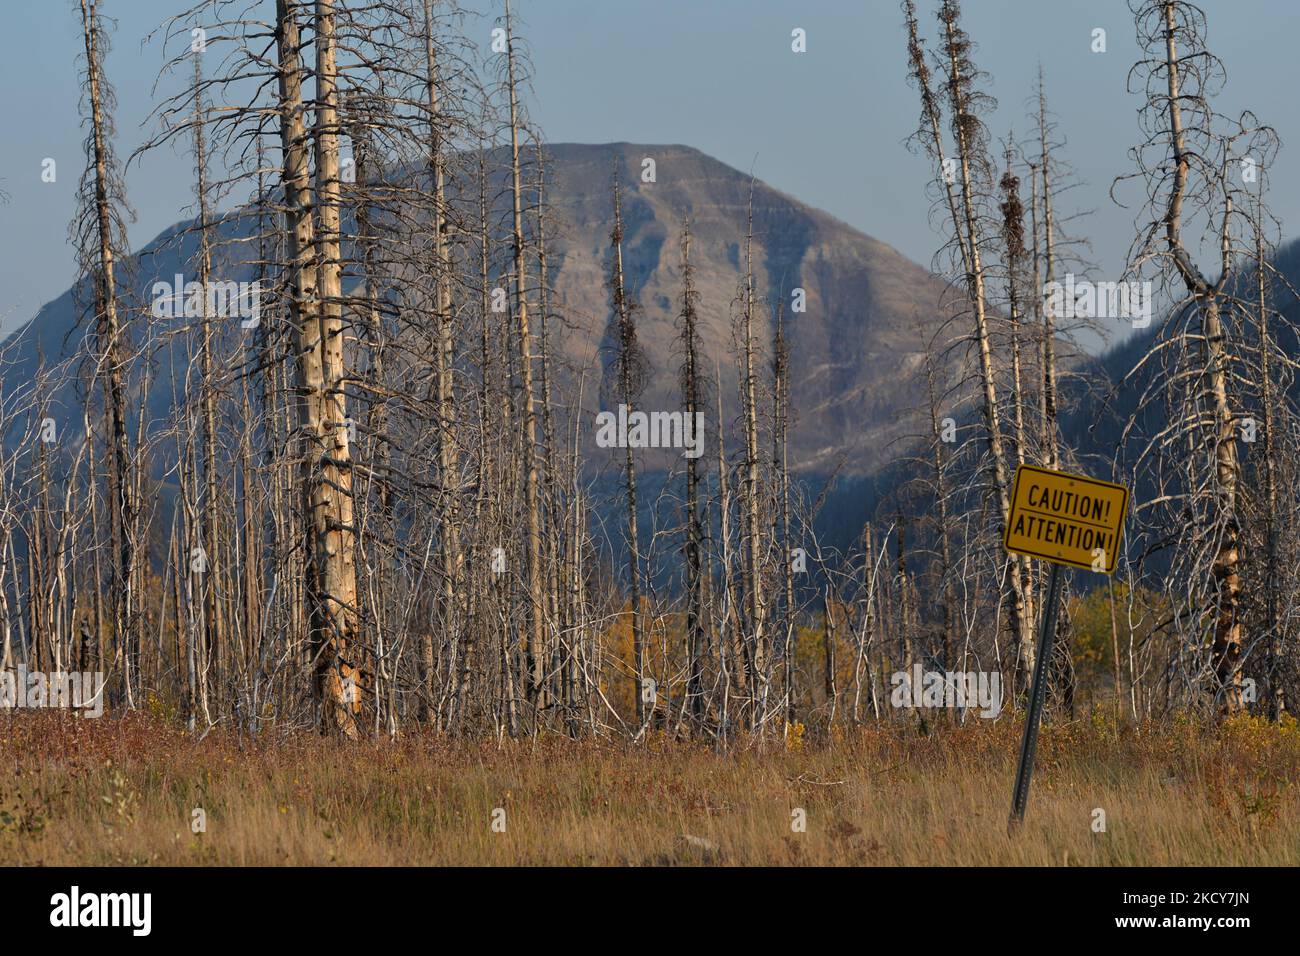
[3,141,955,477]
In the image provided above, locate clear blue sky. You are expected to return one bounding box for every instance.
[2,0,1298,349]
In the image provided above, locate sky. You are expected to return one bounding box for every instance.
[2,0,1298,349]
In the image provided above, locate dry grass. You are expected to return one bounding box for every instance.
[2,710,1298,865]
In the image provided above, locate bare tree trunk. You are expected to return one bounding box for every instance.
[504,1,546,714]
[715,361,745,733]
[421,0,465,725]
[739,187,767,729]
[79,0,136,709]
[925,349,957,674]
[192,52,225,717]
[678,219,707,730]
[1158,0,1242,713]
[773,307,795,726]
[534,146,564,727]
[275,0,362,737]
[905,0,1034,680]
[608,176,646,729]
[1256,215,1284,719]
[1036,72,1060,472]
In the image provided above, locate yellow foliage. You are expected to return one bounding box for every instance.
[1067,582,1169,688]
[785,720,805,751]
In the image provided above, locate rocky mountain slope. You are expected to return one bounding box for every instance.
[2,142,954,477]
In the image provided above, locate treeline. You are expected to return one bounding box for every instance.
[0,0,1294,743]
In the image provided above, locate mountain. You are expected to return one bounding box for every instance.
[539,143,953,474]
[1,142,953,477]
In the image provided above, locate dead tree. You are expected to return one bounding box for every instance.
[736,184,768,728]
[1117,0,1279,715]
[74,0,138,707]
[677,218,709,729]
[903,0,1035,679]
[501,1,546,714]
[604,171,648,729]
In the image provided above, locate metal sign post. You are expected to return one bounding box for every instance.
[1009,561,1062,827]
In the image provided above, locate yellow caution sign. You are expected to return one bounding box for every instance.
[1003,464,1128,574]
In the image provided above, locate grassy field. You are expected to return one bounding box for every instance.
[1,710,1297,865]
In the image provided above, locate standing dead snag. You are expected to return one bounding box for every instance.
[75,0,137,708]
[1034,70,1060,473]
[420,0,465,724]
[274,0,361,737]
[1246,206,1298,721]
[923,341,957,676]
[772,304,795,726]
[737,184,767,728]
[534,145,574,731]
[1119,0,1279,715]
[312,0,364,735]
[190,50,224,724]
[605,171,647,729]
[678,218,708,730]
[503,0,547,714]
[998,143,1042,694]
[999,146,1028,472]
[715,358,747,732]
[902,0,1035,678]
